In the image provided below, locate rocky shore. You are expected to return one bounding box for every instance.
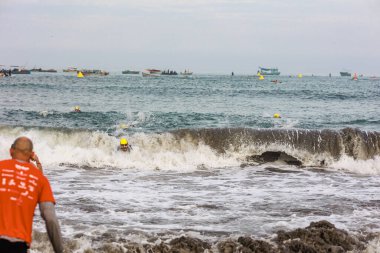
[32,220,378,253]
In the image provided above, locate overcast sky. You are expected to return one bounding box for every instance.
[1,0,379,75]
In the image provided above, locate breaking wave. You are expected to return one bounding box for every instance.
[0,125,379,173]
[170,128,380,166]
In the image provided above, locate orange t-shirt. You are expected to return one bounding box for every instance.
[0,159,55,245]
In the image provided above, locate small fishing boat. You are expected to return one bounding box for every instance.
[63,67,78,72]
[31,68,58,73]
[142,69,161,77]
[161,70,178,76]
[11,66,31,74]
[122,70,140,75]
[0,67,11,77]
[340,71,351,77]
[180,70,193,76]
[80,69,109,76]
[257,67,280,76]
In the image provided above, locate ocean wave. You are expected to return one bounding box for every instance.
[0,126,379,173]
[170,127,380,162]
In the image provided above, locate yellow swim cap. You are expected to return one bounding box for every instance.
[120,138,128,145]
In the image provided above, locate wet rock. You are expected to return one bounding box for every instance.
[247,151,302,166]
[73,233,86,239]
[276,220,366,253]
[237,236,276,253]
[327,246,344,253]
[31,220,371,253]
[169,236,211,253]
[146,242,170,253]
[217,239,239,253]
[98,243,125,253]
[124,243,145,253]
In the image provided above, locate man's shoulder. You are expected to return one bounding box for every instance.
[0,159,43,176]
[0,159,14,163]
[0,159,15,167]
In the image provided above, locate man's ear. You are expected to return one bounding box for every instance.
[9,148,14,157]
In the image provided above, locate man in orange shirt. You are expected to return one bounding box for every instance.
[0,137,63,253]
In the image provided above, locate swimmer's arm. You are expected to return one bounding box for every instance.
[39,202,64,253]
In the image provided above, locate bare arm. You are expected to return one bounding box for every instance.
[39,202,64,253]
[31,153,43,172]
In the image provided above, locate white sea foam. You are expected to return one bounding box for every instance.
[330,155,380,175]
[364,235,380,253]
[0,127,240,171]
[1,126,380,174]
[38,110,51,117]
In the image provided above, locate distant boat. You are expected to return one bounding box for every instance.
[340,71,351,77]
[142,69,161,77]
[80,69,109,76]
[0,68,12,77]
[257,67,280,76]
[11,66,31,74]
[63,67,78,72]
[161,69,178,76]
[122,70,140,75]
[180,70,193,76]
[30,68,57,73]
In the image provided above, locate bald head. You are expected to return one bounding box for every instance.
[10,136,34,161]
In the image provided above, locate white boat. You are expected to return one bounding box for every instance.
[180,70,193,76]
[142,69,161,77]
[63,67,78,72]
[257,67,280,76]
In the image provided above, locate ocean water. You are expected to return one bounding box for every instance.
[0,73,380,252]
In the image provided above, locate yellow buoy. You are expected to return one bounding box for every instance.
[297,73,303,78]
[77,71,84,78]
[273,113,281,118]
[259,75,264,80]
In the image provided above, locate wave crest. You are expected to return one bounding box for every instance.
[0,126,379,172]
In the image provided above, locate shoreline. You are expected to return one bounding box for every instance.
[32,220,379,253]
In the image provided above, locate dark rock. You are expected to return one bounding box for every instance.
[237,236,276,253]
[144,243,170,253]
[285,240,317,253]
[276,220,366,253]
[247,151,302,166]
[217,239,238,253]
[31,220,370,253]
[169,236,211,253]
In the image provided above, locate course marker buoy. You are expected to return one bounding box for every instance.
[273,113,281,118]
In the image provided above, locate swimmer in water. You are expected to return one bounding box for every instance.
[118,138,132,152]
